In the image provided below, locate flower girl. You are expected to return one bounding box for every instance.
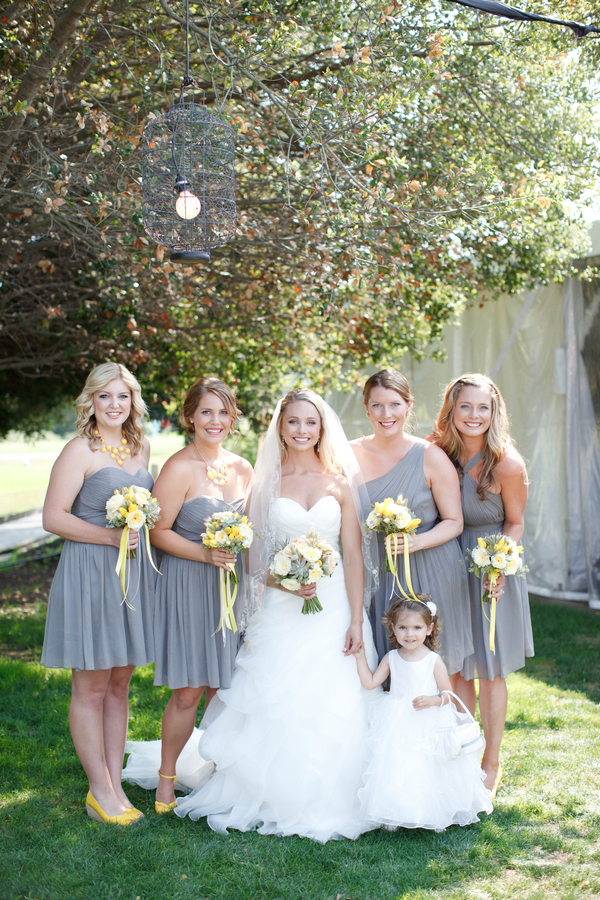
[355,595,493,831]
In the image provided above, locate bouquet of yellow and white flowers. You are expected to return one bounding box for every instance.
[364,495,421,601]
[467,533,528,651]
[105,485,161,607]
[201,510,255,639]
[270,528,339,615]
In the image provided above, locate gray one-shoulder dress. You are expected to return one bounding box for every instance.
[365,442,473,675]
[153,496,244,690]
[41,467,156,671]
[459,452,534,680]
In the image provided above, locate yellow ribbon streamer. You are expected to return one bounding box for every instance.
[115,524,159,610]
[480,572,497,653]
[216,563,238,642]
[385,532,420,603]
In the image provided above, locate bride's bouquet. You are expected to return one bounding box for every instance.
[467,533,528,651]
[270,528,339,614]
[105,486,161,608]
[201,510,255,639]
[364,495,421,602]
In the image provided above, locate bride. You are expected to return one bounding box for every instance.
[173,388,380,841]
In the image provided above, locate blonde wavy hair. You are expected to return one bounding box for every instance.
[276,388,343,475]
[383,594,441,652]
[180,377,241,436]
[432,373,511,499]
[75,362,147,455]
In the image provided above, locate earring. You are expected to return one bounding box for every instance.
[316,438,321,453]
[280,432,285,446]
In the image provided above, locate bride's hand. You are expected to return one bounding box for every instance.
[204,548,236,570]
[343,622,363,656]
[281,582,317,599]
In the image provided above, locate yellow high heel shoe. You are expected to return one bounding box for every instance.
[85,791,137,826]
[155,770,178,814]
[125,807,144,820]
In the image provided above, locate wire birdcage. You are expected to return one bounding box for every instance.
[141,0,236,263]
[142,96,236,262]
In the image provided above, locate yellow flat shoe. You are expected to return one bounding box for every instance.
[85,791,137,826]
[155,800,178,814]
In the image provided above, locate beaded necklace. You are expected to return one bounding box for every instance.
[94,429,131,466]
[193,442,229,486]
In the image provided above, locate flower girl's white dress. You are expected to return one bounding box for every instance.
[359,649,493,831]
[125,495,380,843]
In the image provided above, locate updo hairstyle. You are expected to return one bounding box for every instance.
[180,377,241,437]
[276,388,343,475]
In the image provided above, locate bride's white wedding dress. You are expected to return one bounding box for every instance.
[163,495,380,842]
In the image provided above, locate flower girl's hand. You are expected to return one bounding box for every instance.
[412,694,439,710]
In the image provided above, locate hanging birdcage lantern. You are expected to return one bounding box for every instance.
[141,2,236,262]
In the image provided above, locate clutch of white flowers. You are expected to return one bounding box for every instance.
[105,486,161,608]
[269,528,339,615]
[467,533,528,652]
[201,511,255,639]
[364,495,421,602]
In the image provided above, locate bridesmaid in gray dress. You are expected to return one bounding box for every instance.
[432,373,531,794]
[351,370,473,676]
[149,377,253,814]
[41,362,155,825]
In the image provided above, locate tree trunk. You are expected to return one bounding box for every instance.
[0,0,98,181]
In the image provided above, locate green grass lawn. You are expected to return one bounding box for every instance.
[0,571,599,900]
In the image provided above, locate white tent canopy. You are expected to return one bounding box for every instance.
[331,263,600,609]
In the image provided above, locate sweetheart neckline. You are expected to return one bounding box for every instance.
[274,495,341,514]
[84,466,147,481]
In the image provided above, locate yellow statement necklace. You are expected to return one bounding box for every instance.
[94,429,131,466]
[193,442,229,486]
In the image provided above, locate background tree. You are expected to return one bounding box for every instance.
[0,0,598,433]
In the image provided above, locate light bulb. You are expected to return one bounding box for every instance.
[175,190,201,220]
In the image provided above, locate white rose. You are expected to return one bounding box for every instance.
[280,577,300,592]
[491,553,507,570]
[237,523,251,539]
[472,547,491,568]
[272,553,291,576]
[131,486,151,501]
[214,530,228,544]
[307,566,322,583]
[134,491,149,507]
[365,510,380,529]
[395,508,412,529]
[505,556,518,576]
[302,547,322,562]
[106,494,124,517]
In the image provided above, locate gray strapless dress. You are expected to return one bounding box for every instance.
[459,452,534,680]
[152,496,244,690]
[41,467,156,671]
[365,442,473,675]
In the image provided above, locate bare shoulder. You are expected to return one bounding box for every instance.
[55,435,91,465]
[422,438,455,471]
[156,446,194,479]
[495,445,526,478]
[223,448,253,478]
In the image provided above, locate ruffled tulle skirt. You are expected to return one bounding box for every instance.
[359,693,493,831]
[175,567,380,842]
